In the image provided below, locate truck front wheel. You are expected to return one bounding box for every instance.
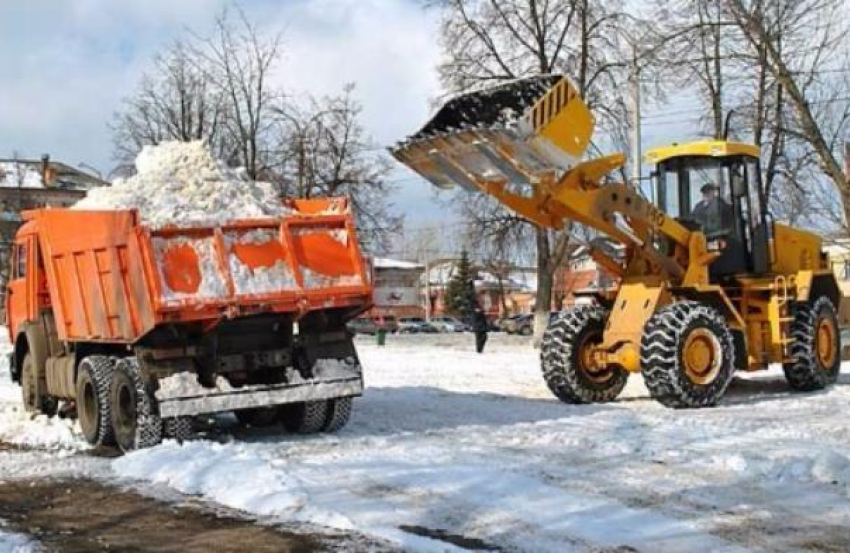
[22,353,57,417]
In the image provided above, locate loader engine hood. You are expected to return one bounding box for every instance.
[391,75,595,192]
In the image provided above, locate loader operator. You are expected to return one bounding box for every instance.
[691,182,733,237]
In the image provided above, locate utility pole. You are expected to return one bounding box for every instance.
[629,41,642,187]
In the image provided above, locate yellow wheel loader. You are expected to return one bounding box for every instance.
[392,75,841,408]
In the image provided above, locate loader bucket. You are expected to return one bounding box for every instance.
[391,75,594,192]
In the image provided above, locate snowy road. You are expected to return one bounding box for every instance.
[2,332,850,551]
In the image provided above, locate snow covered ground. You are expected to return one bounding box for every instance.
[2,330,850,551]
[0,529,37,553]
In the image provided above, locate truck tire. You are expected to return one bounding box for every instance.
[641,301,735,408]
[322,397,352,432]
[279,401,328,434]
[21,353,57,417]
[784,296,841,391]
[234,407,279,428]
[75,356,116,446]
[110,358,162,452]
[163,417,194,443]
[540,306,628,404]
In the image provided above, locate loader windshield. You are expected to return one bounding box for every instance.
[656,157,735,238]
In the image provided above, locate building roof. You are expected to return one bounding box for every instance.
[373,257,425,270]
[0,158,108,190]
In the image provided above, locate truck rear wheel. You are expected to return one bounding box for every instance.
[110,358,162,452]
[279,401,328,434]
[641,301,735,408]
[784,296,841,391]
[540,306,628,404]
[235,407,279,428]
[22,353,57,417]
[76,356,116,446]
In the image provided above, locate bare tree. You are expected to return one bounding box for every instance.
[720,0,850,233]
[196,7,283,180]
[275,86,401,251]
[112,40,227,171]
[432,0,632,343]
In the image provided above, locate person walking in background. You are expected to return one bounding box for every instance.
[472,304,488,354]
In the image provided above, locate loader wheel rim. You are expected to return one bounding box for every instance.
[816,317,837,369]
[578,331,612,384]
[682,328,722,385]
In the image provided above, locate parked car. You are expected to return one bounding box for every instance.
[494,314,521,332]
[506,314,533,335]
[506,312,563,336]
[429,315,466,333]
[398,317,438,334]
[347,317,379,335]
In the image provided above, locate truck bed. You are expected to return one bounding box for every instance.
[27,199,371,343]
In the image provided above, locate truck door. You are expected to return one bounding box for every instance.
[6,238,32,339]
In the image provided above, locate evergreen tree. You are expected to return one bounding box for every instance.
[445,250,477,318]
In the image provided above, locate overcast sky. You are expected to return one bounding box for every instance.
[0,0,701,229]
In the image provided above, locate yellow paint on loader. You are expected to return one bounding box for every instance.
[392,74,842,409]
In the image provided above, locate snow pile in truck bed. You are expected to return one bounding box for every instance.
[74,141,289,228]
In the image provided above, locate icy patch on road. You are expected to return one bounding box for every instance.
[74,140,289,228]
[0,527,38,553]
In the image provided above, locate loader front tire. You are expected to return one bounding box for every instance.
[76,356,116,446]
[279,401,328,434]
[783,296,841,391]
[641,302,735,408]
[540,306,628,404]
[110,358,162,452]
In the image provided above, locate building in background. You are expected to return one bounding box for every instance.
[370,257,425,319]
[0,156,107,304]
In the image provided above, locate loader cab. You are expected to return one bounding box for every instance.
[647,141,770,277]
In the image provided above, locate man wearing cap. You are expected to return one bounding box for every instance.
[691,182,733,236]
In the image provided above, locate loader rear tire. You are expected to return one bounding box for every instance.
[641,302,735,408]
[540,306,628,404]
[76,356,116,446]
[110,358,162,452]
[235,407,279,428]
[783,296,840,391]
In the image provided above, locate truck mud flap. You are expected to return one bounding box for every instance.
[157,377,363,418]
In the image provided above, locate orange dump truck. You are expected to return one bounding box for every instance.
[5,198,371,450]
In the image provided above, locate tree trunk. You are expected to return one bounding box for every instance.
[533,226,553,347]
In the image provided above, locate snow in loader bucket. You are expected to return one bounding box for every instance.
[391,74,595,192]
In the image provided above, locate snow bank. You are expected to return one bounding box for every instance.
[0,331,86,453]
[0,527,37,553]
[0,410,87,453]
[74,141,289,228]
